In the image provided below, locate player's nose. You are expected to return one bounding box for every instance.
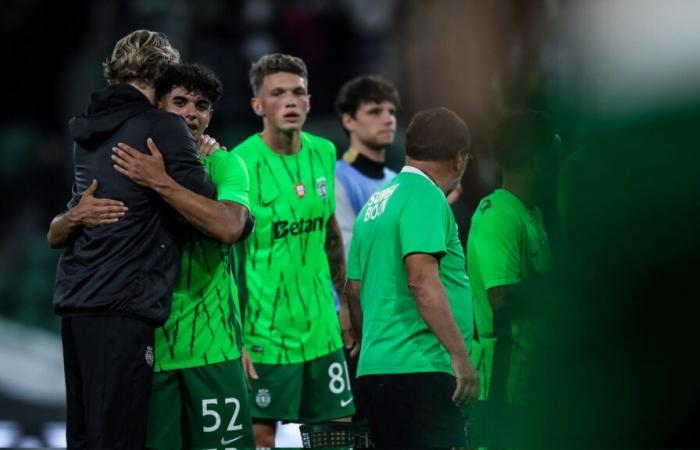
[383,112,396,126]
[183,102,197,116]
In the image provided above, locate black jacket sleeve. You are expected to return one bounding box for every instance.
[151,113,216,199]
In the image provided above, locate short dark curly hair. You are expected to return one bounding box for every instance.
[335,75,401,119]
[154,63,223,105]
[406,108,471,162]
[492,110,556,170]
[249,53,308,95]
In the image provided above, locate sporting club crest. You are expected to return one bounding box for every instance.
[145,346,154,367]
[316,177,328,199]
[255,388,271,408]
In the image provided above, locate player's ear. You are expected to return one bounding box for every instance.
[454,152,467,172]
[341,113,355,132]
[251,97,264,117]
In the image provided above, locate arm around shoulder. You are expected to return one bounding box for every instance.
[47,179,128,248]
[151,114,216,199]
[47,212,79,248]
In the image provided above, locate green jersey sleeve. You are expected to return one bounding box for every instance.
[204,149,250,208]
[472,211,522,289]
[399,189,448,258]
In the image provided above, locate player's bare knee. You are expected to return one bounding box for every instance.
[253,420,276,447]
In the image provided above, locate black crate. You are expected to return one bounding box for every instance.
[299,421,374,448]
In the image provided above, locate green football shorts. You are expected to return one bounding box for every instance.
[250,348,356,423]
[147,358,254,449]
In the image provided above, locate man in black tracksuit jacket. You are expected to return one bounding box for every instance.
[48,30,215,448]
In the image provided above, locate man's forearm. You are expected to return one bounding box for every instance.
[47,212,80,248]
[47,180,128,248]
[154,177,247,244]
[325,215,347,300]
[410,275,468,359]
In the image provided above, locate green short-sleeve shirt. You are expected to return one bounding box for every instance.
[233,132,342,365]
[466,188,550,341]
[347,167,474,377]
[154,149,250,372]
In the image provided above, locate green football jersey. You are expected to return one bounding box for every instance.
[233,132,342,365]
[347,167,474,377]
[466,188,550,342]
[154,149,250,372]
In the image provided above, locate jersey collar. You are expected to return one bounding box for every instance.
[401,165,437,186]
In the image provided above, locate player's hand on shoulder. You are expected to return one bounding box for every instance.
[450,351,480,407]
[198,134,225,157]
[67,179,128,228]
[112,138,170,189]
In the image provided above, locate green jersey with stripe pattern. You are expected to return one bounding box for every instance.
[154,149,250,372]
[233,132,342,365]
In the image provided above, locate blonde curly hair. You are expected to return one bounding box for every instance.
[103,30,180,86]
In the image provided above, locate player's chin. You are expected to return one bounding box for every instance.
[372,136,395,147]
[277,121,304,132]
[189,126,202,140]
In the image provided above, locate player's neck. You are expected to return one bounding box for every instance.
[350,137,386,163]
[128,81,156,105]
[344,150,385,179]
[261,127,301,155]
[502,172,536,209]
[405,158,451,195]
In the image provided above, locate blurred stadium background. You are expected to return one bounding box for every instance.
[2,0,700,446]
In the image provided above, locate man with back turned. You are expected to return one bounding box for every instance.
[48,30,215,448]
